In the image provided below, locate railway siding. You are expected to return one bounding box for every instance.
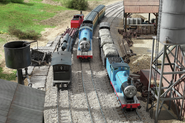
[32,1,154,123]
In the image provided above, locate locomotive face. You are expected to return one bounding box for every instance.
[124,85,137,98]
[80,40,90,52]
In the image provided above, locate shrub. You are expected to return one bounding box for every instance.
[11,0,24,3]
[8,26,41,40]
[0,0,23,3]
[0,31,7,34]
[62,0,88,10]
[0,0,11,3]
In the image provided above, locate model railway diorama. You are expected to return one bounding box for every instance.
[1,0,185,123]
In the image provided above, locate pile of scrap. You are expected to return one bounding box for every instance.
[31,49,51,66]
[120,38,136,63]
[118,29,136,63]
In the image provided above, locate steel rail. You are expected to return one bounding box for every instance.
[57,88,60,123]
[109,7,123,26]
[56,86,73,123]
[80,63,94,123]
[89,62,107,123]
[68,85,73,123]
[136,109,142,121]
[106,1,123,8]
[105,5,123,16]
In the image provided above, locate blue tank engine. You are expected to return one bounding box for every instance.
[99,22,141,110]
[77,26,93,59]
[77,5,105,60]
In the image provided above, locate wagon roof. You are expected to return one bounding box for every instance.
[84,11,97,21]
[92,5,105,12]
[51,51,71,65]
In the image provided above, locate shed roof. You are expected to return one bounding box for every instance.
[124,0,159,13]
[0,79,45,123]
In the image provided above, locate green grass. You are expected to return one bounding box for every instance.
[0,2,71,33]
[0,66,16,81]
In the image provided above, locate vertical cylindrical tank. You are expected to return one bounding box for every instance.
[158,0,185,44]
[127,18,130,25]
[4,41,31,69]
[133,18,136,24]
[129,18,133,24]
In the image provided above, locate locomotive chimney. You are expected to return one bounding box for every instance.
[127,77,131,85]
[80,11,82,14]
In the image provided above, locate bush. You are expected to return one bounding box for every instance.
[0,31,7,34]
[62,0,88,10]
[8,26,41,40]
[0,0,23,3]
[0,0,11,3]
[11,0,24,3]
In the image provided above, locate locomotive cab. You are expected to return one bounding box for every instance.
[51,51,71,90]
[81,20,93,28]
[71,14,84,28]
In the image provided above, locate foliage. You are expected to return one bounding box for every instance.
[8,26,41,40]
[61,0,88,10]
[0,67,16,81]
[0,0,23,3]
[0,31,7,34]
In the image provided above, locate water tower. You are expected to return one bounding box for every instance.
[146,0,185,122]
[4,41,31,85]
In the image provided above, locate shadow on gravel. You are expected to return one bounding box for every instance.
[44,105,137,122]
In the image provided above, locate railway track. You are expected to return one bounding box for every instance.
[101,1,143,122]
[56,86,73,123]
[43,1,146,123]
[80,62,107,123]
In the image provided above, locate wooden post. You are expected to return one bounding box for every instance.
[153,13,158,35]
[125,13,128,32]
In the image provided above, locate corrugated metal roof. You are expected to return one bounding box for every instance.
[0,79,45,123]
[124,0,159,13]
